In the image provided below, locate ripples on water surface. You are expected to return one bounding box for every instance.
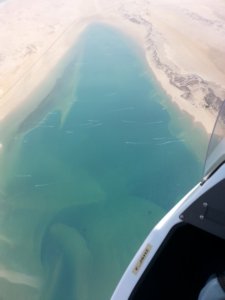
[0,24,205,299]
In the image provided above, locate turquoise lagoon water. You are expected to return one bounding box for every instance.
[0,24,205,299]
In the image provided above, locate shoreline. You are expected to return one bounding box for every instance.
[95,0,225,135]
[0,20,90,143]
[104,18,217,136]
[0,0,225,141]
[102,7,224,135]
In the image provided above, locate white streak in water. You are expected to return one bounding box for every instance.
[0,266,41,288]
[87,119,100,123]
[157,139,185,146]
[145,121,164,125]
[39,124,55,129]
[152,137,167,141]
[122,120,137,124]
[79,122,91,127]
[48,111,57,116]
[124,141,152,145]
[79,121,103,128]
[112,106,135,112]
[65,130,73,134]
[15,174,32,178]
[0,235,13,246]
[90,123,103,128]
[34,183,50,188]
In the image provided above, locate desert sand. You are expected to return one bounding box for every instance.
[0,0,225,135]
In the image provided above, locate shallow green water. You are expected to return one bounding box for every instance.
[0,24,205,299]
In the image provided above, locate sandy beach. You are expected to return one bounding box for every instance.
[0,0,225,135]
